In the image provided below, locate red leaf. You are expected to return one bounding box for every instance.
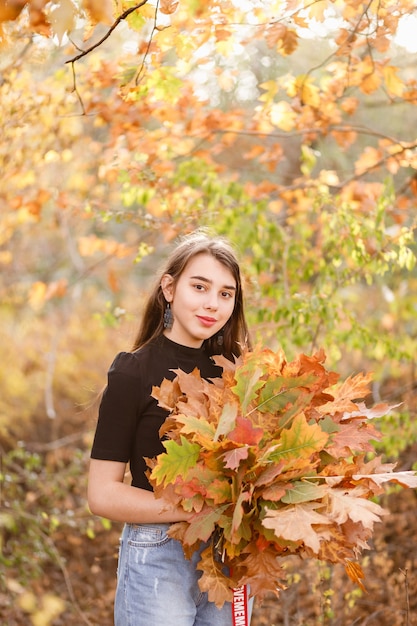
[228,416,264,445]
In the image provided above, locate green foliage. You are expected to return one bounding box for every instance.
[0,444,90,589]
[373,409,417,467]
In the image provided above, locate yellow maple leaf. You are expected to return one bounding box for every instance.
[270,102,297,131]
[354,147,383,176]
[0,0,26,23]
[305,0,326,22]
[159,0,179,15]
[287,76,321,108]
[360,72,381,94]
[28,281,47,311]
[383,65,404,97]
[82,0,114,25]
[280,29,298,55]
[47,0,78,44]
[258,80,279,104]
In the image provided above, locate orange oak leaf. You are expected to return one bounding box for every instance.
[262,503,332,553]
[341,401,396,422]
[352,470,417,489]
[326,422,381,457]
[197,545,234,608]
[317,372,373,416]
[152,377,182,411]
[205,478,233,504]
[231,490,252,542]
[239,543,287,598]
[159,0,179,15]
[345,560,367,592]
[259,483,290,502]
[253,461,286,488]
[341,518,373,553]
[315,526,356,563]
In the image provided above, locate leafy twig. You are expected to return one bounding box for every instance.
[65,0,149,111]
[134,0,160,85]
[65,1,149,66]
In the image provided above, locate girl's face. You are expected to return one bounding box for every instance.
[161,253,237,348]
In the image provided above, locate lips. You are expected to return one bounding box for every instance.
[197,316,217,327]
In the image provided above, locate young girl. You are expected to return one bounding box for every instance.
[88,232,251,626]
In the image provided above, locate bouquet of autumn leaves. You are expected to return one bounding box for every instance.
[146,346,417,607]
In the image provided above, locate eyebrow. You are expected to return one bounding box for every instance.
[190,275,236,291]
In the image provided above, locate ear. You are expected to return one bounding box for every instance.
[161,274,174,302]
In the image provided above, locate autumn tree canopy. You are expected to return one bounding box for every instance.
[1,0,417,408]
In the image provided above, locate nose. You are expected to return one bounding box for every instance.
[204,292,219,310]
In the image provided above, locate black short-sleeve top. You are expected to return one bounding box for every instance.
[90,334,222,491]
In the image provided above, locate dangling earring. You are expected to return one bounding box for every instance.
[163,302,174,329]
[217,330,224,346]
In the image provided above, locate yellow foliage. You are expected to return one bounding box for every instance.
[304,0,327,22]
[82,0,114,25]
[0,0,26,23]
[78,235,137,259]
[160,0,179,15]
[383,65,404,97]
[354,147,383,176]
[286,76,321,108]
[319,170,340,186]
[258,80,279,104]
[0,250,12,265]
[360,73,381,94]
[28,281,48,311]
[18,591,66,626]
[46,0,78,44]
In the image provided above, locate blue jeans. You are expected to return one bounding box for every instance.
[114,523,234,626]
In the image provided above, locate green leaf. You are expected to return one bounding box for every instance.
[257,374,317,413]
[214,402,237,441]
[176,414,216,441]
[150,436,201,486]
[269,414,329,462]
[231,489,253,543]
[281,481,328,504]
[184,504,230,544]
[317,415,340,434]
[232,364,265,413]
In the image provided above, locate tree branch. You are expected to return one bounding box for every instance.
[65,0,149,65]
[134,0,159,85]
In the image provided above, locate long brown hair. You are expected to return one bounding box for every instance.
[132,232,251,358]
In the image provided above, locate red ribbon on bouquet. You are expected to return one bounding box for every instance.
[232,585,249,626]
